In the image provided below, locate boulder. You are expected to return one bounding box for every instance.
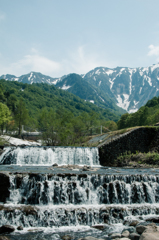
[123,227,135,233]
[140,223,159,240]
[52,163,58,167]
[129,232,140,240]
[61,235,73,240]
[78,237,105,240]
[136,225,147,234]
[0,225,15,234]
[140,232,159,240]
[91,225,106,230]
[129,220,139,227]
[121,230,130,238]
[82,166,90,171]
[108,233,121,239]
[17,226,23,230]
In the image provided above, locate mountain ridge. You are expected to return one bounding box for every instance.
[1,62,159,113]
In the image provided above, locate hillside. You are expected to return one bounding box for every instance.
[117,95,159,129]
[2,62,159,114]
[0,72,125,116]
[55,73,123,115]
[0,79,120,122]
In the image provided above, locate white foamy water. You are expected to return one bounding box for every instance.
[0,146,99,166]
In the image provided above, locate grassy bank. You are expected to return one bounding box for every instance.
[116,151,159,168]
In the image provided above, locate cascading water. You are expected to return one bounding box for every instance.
[0,146,99,166]
[0,146,159,239]
[7,174,159,205]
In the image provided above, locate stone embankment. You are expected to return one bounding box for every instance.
[98,127,158,166]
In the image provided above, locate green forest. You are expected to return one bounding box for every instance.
[117,96,159,129]
[0,79,119,145]
[1,78,159,146]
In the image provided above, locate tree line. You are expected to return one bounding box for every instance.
[0,79,118,145]
[117,96,159,129]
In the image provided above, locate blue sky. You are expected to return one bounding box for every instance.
[1,0,159,77]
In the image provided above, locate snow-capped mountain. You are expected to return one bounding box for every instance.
[55,73,121,113]
[83,64,159,113]
[1,63,159,113]
[0,72,61,85]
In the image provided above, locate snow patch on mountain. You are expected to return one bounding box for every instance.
[109,78,114,89]
[120,68,125,72]
[99,96,105,102]
[129,69,133,94]
[28,72,33,81]
[60,84,71,90]
[151,63,159,72]
[105,69,114,75]
[147,76,152,86]
[95,69,100,75]
[129,108,138,113]
[116,94,130,111]
[139,87,142,94]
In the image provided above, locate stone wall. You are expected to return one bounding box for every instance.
[98,127,158,166]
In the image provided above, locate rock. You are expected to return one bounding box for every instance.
[78,237,106,240]
[140,223,159,240]
[0,174,10,203]
[129,232,140,240]
[91,225,106,230]
[61,235,73,240]
[108,233,121,239]
[123,220,130,225]
[0,237,10,240]
[82,166,90,171]
[136,225,147,234]
[52,163,58,167]
[146,217,159,223]
[0,225,15,234]
[129,220,139,227]
[52,234,60,240]
[120,238,130,240]
[121,230,130,238]
[123,227,135,233]
[136,221,148,227]
[17,226,23,230]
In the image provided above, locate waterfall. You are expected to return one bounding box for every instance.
[7,174,159,205]
[0,146,159,232]
[0,146,99,166]
[0,172,159,228]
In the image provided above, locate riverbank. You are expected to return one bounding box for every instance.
[115,151,159,168]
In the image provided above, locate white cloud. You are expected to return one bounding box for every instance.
[148,44,159,56]
[14,54,61,74]
[0,46,111,77]
[0,53,61,76]
[61,45,104,74]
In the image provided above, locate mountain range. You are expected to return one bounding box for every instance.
[1,63,159,113]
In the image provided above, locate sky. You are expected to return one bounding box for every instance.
[1,0,159,78]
